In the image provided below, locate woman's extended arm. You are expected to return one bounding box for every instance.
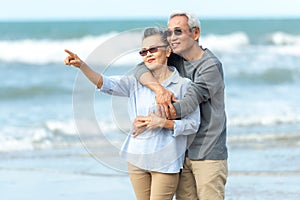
[64,49,103,88]
[65,49,134,97]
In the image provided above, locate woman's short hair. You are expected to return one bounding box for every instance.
[142,27,169,46]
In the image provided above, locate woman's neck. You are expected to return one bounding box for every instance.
[151,65,172,84]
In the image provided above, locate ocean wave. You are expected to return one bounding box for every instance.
[1,115,299,152]
[0,119,122,152]
[228,132,300,144]
[228,114,300,127]
[1,31,300,66]
[0,126,53,152]
[228,67,300,84]
[269,32,300,46]
[45,119,120,135]
[201,32,250,51]
[0,33,119,65]
[0,85,72,100]
[0,119,80,152]
[203,32,300,58]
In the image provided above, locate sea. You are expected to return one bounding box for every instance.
[1,18,300,199]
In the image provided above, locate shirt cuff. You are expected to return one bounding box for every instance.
[173,120,182,137]
[97,75,110,91]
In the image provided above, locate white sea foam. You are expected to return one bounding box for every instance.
[1,31,300,65]
[45,120,77,135]
[0,120,76,152]
[0,126,52,152]
[228,132,300,143]
[270,32,300,45]
[0,118,125,152]
[1,112,299,152]
[201,32,249,52]
[0,33,118,65]
[228,113,300,127]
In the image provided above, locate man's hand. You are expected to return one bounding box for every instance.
[138,70,178,118]
[155,85,177,119]
[145,113,167,130]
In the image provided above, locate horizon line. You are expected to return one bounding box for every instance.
[1,15,300,22]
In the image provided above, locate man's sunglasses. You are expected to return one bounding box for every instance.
[165,29,183,37]
[139,45,168,56]
[165,27,197,37]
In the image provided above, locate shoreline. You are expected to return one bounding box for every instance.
[1,146,300,199]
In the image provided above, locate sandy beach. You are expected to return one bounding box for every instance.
[0,147,135,200]
[1,145,300,200]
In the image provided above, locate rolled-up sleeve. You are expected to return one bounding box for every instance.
[99,75,134,97]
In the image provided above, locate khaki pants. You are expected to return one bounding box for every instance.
[128,163,179,200]
[176,158,228,200]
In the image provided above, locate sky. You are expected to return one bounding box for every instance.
[1,0,300,21]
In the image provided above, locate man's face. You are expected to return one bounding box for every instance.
[167,15,197,56]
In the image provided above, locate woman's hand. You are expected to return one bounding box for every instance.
[64,49,83,68]
[132,114,166,137]
[132,116,150,137]
[132,113,174,137]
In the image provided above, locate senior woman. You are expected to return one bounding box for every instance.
[64,27,200,200]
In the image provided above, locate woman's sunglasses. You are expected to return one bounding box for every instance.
[139,45,168,56]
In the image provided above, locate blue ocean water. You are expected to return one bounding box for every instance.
[1,18,300,153]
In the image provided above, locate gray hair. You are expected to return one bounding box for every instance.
[142,27,169,46]
[169,10,201,30]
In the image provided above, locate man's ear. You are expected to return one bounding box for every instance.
[194,27,200,41]
[166,46,172,58]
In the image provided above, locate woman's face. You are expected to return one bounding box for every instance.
[140,34,170,71]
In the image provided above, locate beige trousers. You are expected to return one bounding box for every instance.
[128,163,179,200]
[176,158,228,200]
